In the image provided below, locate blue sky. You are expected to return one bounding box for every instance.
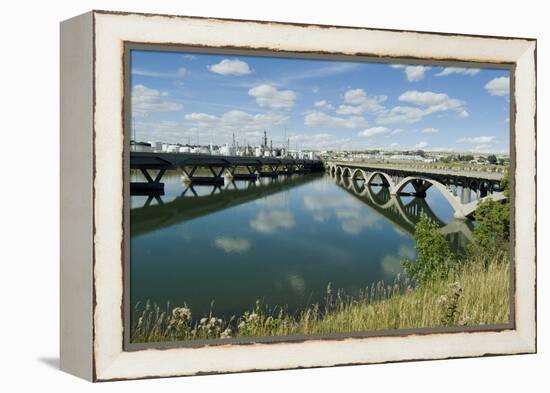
[131,49,510,153]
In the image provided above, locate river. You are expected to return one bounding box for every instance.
[130,170,473,323]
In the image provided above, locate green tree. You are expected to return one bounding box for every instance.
[467,169,510,265]
[401,215,454,286]
[500,171,510,198]
[471,199,510,253]
[487,154,497,165]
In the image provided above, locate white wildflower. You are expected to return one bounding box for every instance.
[220,328,232,339]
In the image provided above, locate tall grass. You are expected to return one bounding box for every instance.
[130,249,509,343]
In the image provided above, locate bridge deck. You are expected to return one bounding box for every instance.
[131,151,323,170]
[330,162,504,182]
[130,151,324,189]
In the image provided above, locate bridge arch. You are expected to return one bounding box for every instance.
[341,167,353,177]
[351,168,368,181]
[365,171,396,189]
[393,176,467,219]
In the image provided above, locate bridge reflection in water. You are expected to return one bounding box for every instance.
[130,171,323,237]
[131,169,473,252]
[328,171,474,252]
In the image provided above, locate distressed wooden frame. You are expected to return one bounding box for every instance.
[60,10,537,382]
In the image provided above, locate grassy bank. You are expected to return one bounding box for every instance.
[130,249,509,343]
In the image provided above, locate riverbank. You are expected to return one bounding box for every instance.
[130,249,509,343]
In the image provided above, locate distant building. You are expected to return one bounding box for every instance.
[191,146,209,154]
[218,145,236,156]
[164,144,180,153]
[130,141,151,152]
[148,141,162,152]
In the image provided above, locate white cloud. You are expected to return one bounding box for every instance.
[390,142,400,148]
[336,88,387,115]
[214,237,251,253]
[289,133,352,151]
[207,59,252,76]
[132,85,182,116]
[248,84,296,109]
[303,194,354,212]
[391,128,406,135]
[132,67,187,78]
[287,273,306,295]
[376,90,468,125]
[399,90,456,107]
[414,141,429,149]
[314,100,334,110]
[485,76,510,96]
[376,106,425,125]
[421,127,439,134]
[435,67,480,77]
[390,64,431,81]
[250,210,295,233]
[335,209,380,235]
[304,111,367,129]
[358,126,390,137]
[282,63,360,83]
[133,119,186,143]
[458,136,497,144]
[405,66,431,82]
[380,255,402,277]
[183,110,288,137]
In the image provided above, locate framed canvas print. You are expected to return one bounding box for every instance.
[60,10,537,381]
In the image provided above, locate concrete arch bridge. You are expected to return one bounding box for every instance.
[327,163,506,219]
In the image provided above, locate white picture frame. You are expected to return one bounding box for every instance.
[60,10,536,381]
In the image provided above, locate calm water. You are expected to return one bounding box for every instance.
[130,171,472,321]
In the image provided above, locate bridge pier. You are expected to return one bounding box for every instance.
[225,166,258,181]
[408,179,432,198]
[181,165,225,185]
[257,164,279,178]
[130,168,166,194]
[460,186,472,204]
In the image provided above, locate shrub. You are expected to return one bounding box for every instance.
[471,199,509,252]
[401,215,454,286]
